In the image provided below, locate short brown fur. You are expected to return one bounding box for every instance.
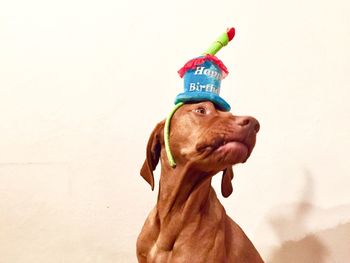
[137,101,264,263]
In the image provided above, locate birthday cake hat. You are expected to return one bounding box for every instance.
[175,28,235,111]
[165,28,236,167]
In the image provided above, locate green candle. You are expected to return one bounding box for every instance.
[204,28,235,55]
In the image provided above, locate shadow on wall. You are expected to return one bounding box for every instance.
[269,222,350,263]
[268,171,350,263]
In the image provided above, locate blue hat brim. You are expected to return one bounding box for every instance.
[174,92,231,111]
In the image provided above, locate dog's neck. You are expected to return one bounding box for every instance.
[157,159,214,223]
[153,159,222,250]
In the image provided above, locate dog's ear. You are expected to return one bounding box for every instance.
[140,120,165,190]
[221,166,234,198]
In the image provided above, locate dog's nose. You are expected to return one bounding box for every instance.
[236,116,260,133]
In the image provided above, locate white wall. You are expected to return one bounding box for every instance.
[0,0,349,262]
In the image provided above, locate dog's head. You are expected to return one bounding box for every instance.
[140,101,260,197]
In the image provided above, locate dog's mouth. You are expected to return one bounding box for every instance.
[215,140,248,151]
[196,136,253,162]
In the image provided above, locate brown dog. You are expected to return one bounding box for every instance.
[137,101,264,263]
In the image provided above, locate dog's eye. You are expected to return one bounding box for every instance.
[194,107,207,115]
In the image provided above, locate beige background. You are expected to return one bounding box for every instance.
[1,0,350,262]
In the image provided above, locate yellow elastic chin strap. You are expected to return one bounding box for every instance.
[164,102,184,168]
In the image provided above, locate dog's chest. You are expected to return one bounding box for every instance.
[146,212,228,262]
[148,233,227,263]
